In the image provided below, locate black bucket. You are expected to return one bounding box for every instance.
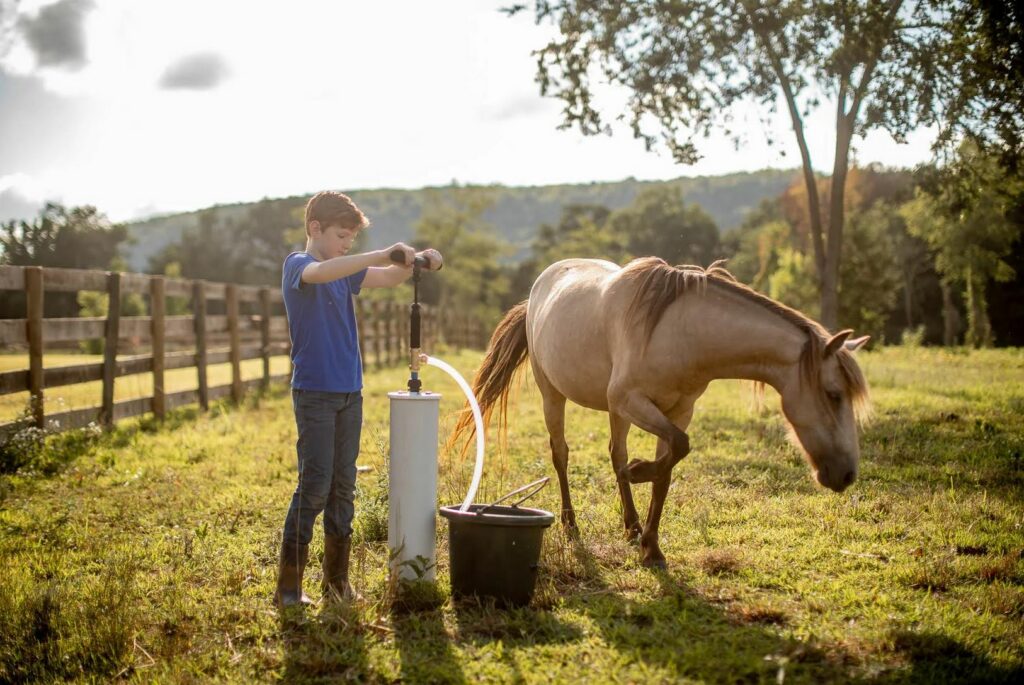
[439,492,554,607]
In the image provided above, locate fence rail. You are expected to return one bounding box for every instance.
[0,264,487,441]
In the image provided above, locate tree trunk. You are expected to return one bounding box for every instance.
[965,267,993,348]
[941,280,959,346]
[821,116,854,331]
[902,267,915,328]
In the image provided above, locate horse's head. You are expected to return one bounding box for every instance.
[779,329,871,493]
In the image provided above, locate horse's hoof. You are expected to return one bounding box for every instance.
[641,555,667,569]
[624,526,642,544]
[624,458,657,484]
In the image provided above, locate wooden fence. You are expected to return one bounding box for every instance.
[0,265,487,441]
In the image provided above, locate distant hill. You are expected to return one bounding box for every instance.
[122,170,797,271]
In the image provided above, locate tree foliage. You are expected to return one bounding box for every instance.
[531,204,623,266]
[149,198,302,285]
[725,166,912,341]
[608,186,720,266]
[901,143,1023,346]
[0,203,129,318]
[1,203,127,270]
[414,188,511,326]
[512,0,1023,328]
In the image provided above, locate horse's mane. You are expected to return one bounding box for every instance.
[620,257,870,422]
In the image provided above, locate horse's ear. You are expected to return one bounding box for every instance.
[824,329,853,357]
[844,335,870,353]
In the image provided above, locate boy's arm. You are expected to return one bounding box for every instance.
[301,244,415,285]
[363,249,443,289]
[363,265,413,288]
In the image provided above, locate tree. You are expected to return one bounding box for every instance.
[414,187,511,325]
[512,0,1024,329]
[532,203,624,265]
[901,144,1023,346]
[504,203,622,306]
[0,203,129,318]
[1,203,127,270]
[607,186,720,265]
[837,203,902,340]
[721,197,787,287]
[148,208,232,282]
[148,199,302,286]
[235,198,304,285]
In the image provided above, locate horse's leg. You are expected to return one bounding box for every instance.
[629,438,669,567]
[609,412,642,541]
[640,409,694,568]
[609,390,690,485]
[538,379,577,534]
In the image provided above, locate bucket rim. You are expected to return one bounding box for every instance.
[439,504,555,527]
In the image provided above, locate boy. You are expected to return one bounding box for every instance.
[275,190,442,607]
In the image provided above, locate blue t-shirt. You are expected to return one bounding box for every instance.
[282,252,368,392]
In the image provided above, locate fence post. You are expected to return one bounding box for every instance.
[227,284,242,403]
[25,266,44,429]
[193,280,208,411]
[151,276,166,420]
[101,271,121,428]
[260,287,271,390]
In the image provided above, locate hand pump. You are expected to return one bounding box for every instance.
[387,249,441,581]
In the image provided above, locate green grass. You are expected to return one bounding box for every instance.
[0,353,293,422]
[1,346,1022,683]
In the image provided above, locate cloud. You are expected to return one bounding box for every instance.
[481,94,553,122]
[0,173,49,223]
[16,0,94,70]
[158,52,229,90]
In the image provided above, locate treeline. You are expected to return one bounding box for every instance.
[121,171,794,270]
[407,145,1022,347]
[2,150,1021,346]
[723,147,1023,346]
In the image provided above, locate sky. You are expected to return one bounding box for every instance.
[0,0,939,224]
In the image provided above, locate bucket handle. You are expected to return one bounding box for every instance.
[476,477,550,515]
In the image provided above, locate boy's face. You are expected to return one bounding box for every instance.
[309,221,359,259]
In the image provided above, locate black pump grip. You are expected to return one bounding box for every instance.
[389,249,430,269]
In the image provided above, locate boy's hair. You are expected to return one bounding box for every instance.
[305,191,370,235]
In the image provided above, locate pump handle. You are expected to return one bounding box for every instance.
[389,249,431,269]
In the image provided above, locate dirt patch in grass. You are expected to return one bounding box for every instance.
[696,547,743,576]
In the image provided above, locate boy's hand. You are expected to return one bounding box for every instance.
[383,243,416,267]
[417,249,443,271]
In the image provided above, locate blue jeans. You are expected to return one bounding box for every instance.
[282,389,363,545]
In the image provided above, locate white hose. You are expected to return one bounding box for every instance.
[422,356,485,512]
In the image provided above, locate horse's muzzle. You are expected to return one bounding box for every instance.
[816,464,857,493]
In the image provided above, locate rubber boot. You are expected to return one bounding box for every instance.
[322,534,359,602]
[274,541,312,608]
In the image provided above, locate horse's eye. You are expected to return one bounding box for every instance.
[826,390,842,405]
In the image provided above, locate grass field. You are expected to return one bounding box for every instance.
[1,346,1022,683]
[0,354,294,423]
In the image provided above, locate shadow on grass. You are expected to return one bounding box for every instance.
[533,538,1021,683]
[391,581,467,685]
[278,605,372,684]
[452,597,582,648]
[879,630,1024,684]
[861,412,1024,498]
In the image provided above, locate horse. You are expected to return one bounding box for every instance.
[452,257,871,569]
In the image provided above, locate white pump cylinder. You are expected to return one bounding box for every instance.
[387,390,441,581]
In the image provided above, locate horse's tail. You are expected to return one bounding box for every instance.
[449,300,529,454]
